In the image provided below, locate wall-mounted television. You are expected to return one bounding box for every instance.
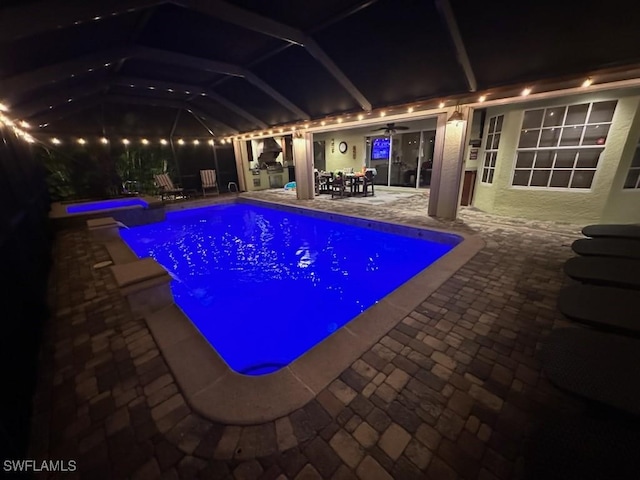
[371,137,390,160]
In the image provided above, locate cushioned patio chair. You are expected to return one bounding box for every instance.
[154,173,184,201]
[582,223,640,240]
[563,256,640,290]
[362,169,376,197]
[558,284,640,336]
[571,237,640,260]
[200,169,219,196]
[541,327,640,416]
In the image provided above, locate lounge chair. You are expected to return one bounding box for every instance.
[582,223,640,240]
[557,284,640,336]
[563,256,640,290]
[541,327,640,416]
[572,237,640,260]
[154,173,184,201]
[200,169,219,196]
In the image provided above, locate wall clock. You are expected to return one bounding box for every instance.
[338,141,348,154]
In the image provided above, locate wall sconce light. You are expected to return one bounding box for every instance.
[447,105,464,123]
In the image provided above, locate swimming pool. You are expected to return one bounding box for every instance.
[66,197,148,214]
[121,203,461,375]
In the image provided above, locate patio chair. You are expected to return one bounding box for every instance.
[200,169,219,196]
[362,169,376,197]
[154,173,184,201]
[331,175,346,198]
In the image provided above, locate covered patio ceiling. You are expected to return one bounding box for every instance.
[1,0,639,139]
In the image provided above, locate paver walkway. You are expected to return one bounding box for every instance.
[30,189,588,479]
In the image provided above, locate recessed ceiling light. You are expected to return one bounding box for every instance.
[100,137,108,144]
[0,102,9,112]
[193,139,200,145]
[160,139,168,145]
[582,77,593,87]
[407,107,414,113]
[19,120,30,129]
[122,138,130,145]
[321,121,326,126]
[478,95,486,102]
[380,111,386,117]
[178,139,185,145]
[439,102,445,109]
[358,114,364,120]
[141,138,149,145]
[51,138,61,145]
[77,138,86,145]
[208,139,214,145]
[521,87,532,96]
[337,118,343,123]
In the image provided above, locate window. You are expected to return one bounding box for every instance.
[481,115,503,184]
[623,144,640,189]
[512,100,617,189]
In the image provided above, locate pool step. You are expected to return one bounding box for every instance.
[87,217,120,242]
[111,257,174,316]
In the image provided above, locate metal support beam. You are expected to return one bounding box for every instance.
[243,72,310,121]
[105,94,238,134]
[435,0,477,92]
[133,46,245,77]
[31,96,102,126]
[0,0,165,43]
[174,0,371,112]
[0,48,129,101]
[305,39,371,111]
[133,46,309,120]
[114,76,268,128]
[17,81,109,119]
[176,0,305,45]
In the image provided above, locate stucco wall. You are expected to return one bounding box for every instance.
[472,89,640,223]
[313,131,367,172]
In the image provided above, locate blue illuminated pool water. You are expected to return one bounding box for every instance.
[66,198,148,214]
[121,203,460,375]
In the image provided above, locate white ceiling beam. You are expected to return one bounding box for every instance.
[0,0,166,43]
[114,75,268,128]
[16,81,110,119]
[175,0,371,111]
[105,94,238,134]
[133,46,309,120]
[132,46,246,77]
[175,0,305,45]
[435,0,477,92]
[31,96,102,126]
[0,48,129,102]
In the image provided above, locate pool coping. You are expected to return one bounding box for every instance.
[107,196,484,424]
[49,195,161,219]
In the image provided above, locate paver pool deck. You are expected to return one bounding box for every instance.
[31,188,587,479]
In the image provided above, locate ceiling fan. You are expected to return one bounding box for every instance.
[371,122,410,135]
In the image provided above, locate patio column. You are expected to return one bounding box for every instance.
[293,132,315,200]
[428,107,471,220]
[232,139,248,192]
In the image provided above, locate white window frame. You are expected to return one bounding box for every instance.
[623,143,640,189]
[481,114,503,185]
[511,101,617,190]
